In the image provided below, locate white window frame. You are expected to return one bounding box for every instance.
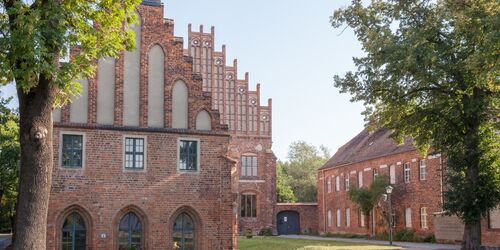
[59,131,86,169]
[373,168,379,179]
[336,209,341,227]
[327,210,332,227]
[122,135,147,172]
[405,208,412,228]
[335,176,340,191]
[345,174,350,191]
[419,160,426,180]
[346,208,351,227]
[404,163,411,183]
[327,177,332,193]
[358,171,363,188]
[420,207,428,229]
[177,138,201,173]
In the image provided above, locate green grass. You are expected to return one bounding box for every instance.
[238,236,402,250]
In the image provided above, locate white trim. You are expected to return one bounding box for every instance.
[177,137,201,173]
[396,161,402,165]
[428,153,441,159]
[239,180,265,183]
[411,158,417,162]
[350,170,357,174]
[59,131,86,169]
[379,164,387,169]
[122,135,147,172]
[363,167,371,172]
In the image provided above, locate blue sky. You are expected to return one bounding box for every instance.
[0,0,366,161]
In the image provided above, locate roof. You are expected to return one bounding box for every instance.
[319,128,415,170]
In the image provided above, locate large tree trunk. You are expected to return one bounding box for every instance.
[13,78,56,250]
[463,222,481,250]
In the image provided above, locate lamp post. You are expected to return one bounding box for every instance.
[385,185,393,246]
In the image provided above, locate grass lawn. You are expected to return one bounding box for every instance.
[238,236,402,250]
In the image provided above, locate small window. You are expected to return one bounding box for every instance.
[419,160,426,180]
[241,155,257,177]
[373,168,379,179]
[178,139,199,172]
[420,207,428,229]
[327,177,332,193]
[489,207,500,229]
[390,165,396,184]
[404,163,411,183]
[241,194,257,218]
[358,171,363,188]
[344,174,350,191]
[335,176,340,191]
[405,208,412,228]
[346,208,350,227]
[327,210,332,227]
[61,134,84,168]
[124,137,145,170]
[336,209,341,227]
[359,208,365,227]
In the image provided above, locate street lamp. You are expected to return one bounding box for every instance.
[385,185,394,246]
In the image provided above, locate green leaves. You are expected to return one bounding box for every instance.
[331,0,500,230]
[348,175,389,217]
[1,0,141,104]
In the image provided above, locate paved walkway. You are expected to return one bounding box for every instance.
[280,235,461,250]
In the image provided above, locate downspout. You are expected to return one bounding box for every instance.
[322,170,326,232]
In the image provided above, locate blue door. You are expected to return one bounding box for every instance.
[277,211,300,235]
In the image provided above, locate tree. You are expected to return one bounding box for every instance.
[331,1,499,249]
[280,141,330,202]
[0,92,19,233]
[0,0,141,248]
[348,175,389,235]
[276,161,297,203]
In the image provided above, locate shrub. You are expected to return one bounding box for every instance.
[394,229,418,242]
[259,227,273,236]
[245,229,253,239]
[423,235,436,243]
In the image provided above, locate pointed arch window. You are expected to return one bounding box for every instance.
[173,213,195,250]
[62,212,86,250]
[118,212,142,250]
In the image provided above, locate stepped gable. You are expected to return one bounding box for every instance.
[320,128,415,170]
[185,24,272,137]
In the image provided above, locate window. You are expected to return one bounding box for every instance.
[178,139,199,171]
[335,176,340,191]
[173,213,195,250]
[344,174,350,191]
[358,171,363,188]
[404,163,411,183]
[327,177,332,193]
[373,168,379,179]
[419,160,426,180]
[118,212,142,250]
[241,155,257,177]
[241,194,257,218]
[336,209,341,227]
[327,210,332,227]
[62,212,86,250]
[124,137,145,170]
[346,208,350,227]
[390,165,396,184]
[359,208,365,227]
[420,207,428,229]
[489,207,500,229]
[61,134,84,168]
[405,208,412,228]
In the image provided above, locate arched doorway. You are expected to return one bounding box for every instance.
[277,211,300,235]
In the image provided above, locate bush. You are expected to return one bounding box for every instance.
[245,229,253,239]
[323,232,368,238]
[259,227,273,236]
[423,234,436,243]
[394,229,418,242]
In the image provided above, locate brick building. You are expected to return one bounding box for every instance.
[47,0,275,249]
[317,128,500,247]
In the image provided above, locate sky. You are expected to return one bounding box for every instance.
[0,0,366,161]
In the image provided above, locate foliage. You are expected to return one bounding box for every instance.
[323,232,368,239]
[348,175,389,225]
[258,227,273,236]
[278,141,330,202]
[331,1,499,247]
[0,92,19,232]
[0,0,141,105]
[245,229,253,239]
[276,161,297,203]
[373,230,435,243]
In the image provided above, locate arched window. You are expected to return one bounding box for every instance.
[173,213,195,250]
[118,212,142,250]
[62,212,86,250]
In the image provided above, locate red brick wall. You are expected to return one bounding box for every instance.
[47,126,235,249]
[317,150,443,237]
[276,203,319,234]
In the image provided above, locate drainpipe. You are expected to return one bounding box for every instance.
[322,170,326,233]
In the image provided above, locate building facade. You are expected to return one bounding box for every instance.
[47,0,275,249]
[317,128,500,247]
